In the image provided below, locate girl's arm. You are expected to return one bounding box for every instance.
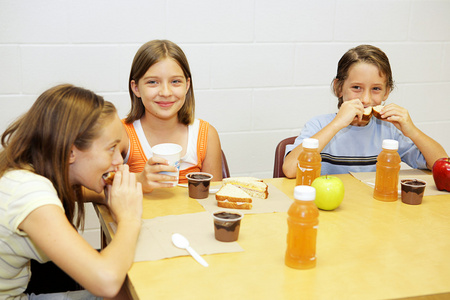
[19,167,143,298]
[380,104,448,169]
[283,99,365,178]
[201,124,223,181]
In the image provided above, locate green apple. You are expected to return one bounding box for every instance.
[311,175,345,210]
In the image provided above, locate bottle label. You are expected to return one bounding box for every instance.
[298,163,313,173]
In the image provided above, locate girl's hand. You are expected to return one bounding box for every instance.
[334,99,365,127]
[379,103,416,137]
[107,164,142,224]
[137,156,178,193]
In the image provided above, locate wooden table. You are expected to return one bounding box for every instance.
[95,174,450,300]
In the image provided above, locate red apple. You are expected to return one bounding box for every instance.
[432,158,450,192]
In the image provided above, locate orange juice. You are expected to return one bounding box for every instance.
[285,186,319,269]
[296,138,321,186]
[373,139,401,202]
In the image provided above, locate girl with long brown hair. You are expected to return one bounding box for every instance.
[0,84,142,299]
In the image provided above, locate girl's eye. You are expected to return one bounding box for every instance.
[351,86,361,90]
[147,80,157,85]
[172,79,182,84]
[110,145,117,152]
[373,87,382,91]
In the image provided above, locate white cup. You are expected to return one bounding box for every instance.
[152,143,182,186]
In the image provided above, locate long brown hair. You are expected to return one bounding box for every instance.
[332,45,395,108]
[0,84,117,229]
[126,39,195,125]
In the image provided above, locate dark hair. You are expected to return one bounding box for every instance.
[0,84,117,228]
[126,40,194,125]
[333,45,395,108]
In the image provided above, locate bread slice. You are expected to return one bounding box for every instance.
[215,184,252,203]
[222,177,268,199]
[372,105,384,119]
[103,171,115,185]
[217,200,252,210]
[362,107,373,121]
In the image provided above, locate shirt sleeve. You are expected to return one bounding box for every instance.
[284,115,330,156]
[396,131,428,169]
[8,173,64,236]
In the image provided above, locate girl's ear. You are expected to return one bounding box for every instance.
[186,78,191,95]
[333,79,342,97]
[69,147,77,164]
[383,87,391,101]
[130,80,141,98]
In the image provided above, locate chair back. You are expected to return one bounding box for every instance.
[221,150,230,179]
[273,136,296,178]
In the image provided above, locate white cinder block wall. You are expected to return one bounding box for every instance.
[1,0,450,248]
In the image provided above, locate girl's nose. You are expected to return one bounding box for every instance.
[113,148,124,166]
[361,90,371,105]
[159,83,172,97]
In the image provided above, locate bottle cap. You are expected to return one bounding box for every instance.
[294,185,316,201]
[382,139,399,150]
[303,138,319,149]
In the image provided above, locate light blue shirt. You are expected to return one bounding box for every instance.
[285,114,427,175]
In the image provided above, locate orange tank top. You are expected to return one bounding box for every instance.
[122,119,209,184]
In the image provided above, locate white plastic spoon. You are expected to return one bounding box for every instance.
[171,233,209,267]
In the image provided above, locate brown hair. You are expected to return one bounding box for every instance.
[125,40,195,125]
[0,84,117,229]
[333,45,395,108]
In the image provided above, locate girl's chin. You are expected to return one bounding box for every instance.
[351,119,370,127]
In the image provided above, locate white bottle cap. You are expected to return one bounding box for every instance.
[303,138,319,149]
[382,139,399,150]
[294,185,316,201]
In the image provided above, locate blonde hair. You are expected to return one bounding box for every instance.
[0,84,117,228]
[333,45,395,108]
[126,40,195,125]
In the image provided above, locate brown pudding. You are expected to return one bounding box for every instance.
[186,172,213,199]
[401,179,426,205]
[213,212,243,242]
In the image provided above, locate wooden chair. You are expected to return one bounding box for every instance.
[221,149,230,179]
[273,136,296,178]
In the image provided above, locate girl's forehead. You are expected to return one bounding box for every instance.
[347,62,387,81]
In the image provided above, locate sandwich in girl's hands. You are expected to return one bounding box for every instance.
[372,105,384,119]
[362,105,386,121]
[103,171,116,185]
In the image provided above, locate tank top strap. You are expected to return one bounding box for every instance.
[121,119,148,173]
[196,119,209,169]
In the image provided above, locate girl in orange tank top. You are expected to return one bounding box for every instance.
[121,40,223,193]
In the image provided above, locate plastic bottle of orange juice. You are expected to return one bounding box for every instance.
[373,139,401,202]
[285,185,319,269]
[296,138,321,186]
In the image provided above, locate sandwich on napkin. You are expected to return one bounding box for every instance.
[216,184,253,209]
[215,177,269,210]
[222,177,269,199]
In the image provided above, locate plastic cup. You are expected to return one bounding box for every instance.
[186,172,213,199]
[152,143,182,186]
[213,211,243,242]
[401,178,427,205]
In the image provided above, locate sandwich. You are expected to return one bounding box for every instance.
[362,107,373,122]
[372,105,384,119]
[222,177,268,199]
[103,172,116,185]
[216,184,253,210]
